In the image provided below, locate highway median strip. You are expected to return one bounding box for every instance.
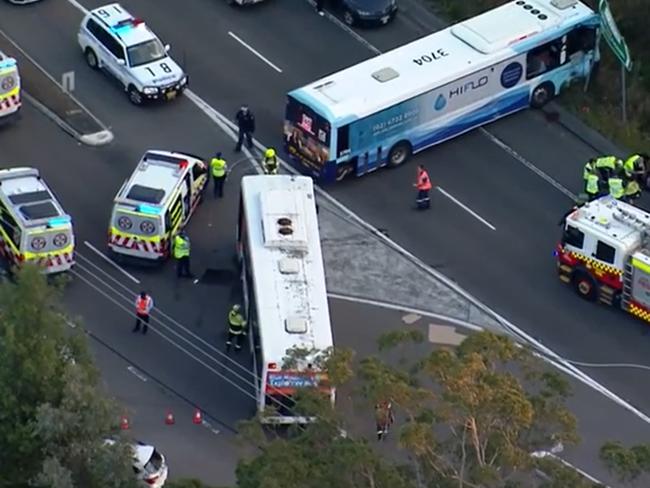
[0,27,112,147]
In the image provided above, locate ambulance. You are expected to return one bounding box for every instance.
[0,168,74,274]
[0,51,21,123]
[556,196,650,323]
[108,150,208,260]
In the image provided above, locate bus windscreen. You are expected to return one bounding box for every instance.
[284,96,331,170]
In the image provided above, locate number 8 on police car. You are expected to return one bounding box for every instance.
[78,3,188,106]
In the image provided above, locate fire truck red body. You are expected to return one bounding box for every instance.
[556,196,650,322]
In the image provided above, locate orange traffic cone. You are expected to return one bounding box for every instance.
[165,410,175,425]
[192,408,202,424]
[120,415,130,430]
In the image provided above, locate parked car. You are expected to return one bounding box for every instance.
[331,0,398,26]
[105,439,169,487]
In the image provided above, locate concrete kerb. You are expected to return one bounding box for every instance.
[0,27,113,147]
[194,94,650,428]
[22,92,113,147]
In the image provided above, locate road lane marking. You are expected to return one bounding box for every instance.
[70,269,259,401]
[227,31,283,73]
[437,186,496,231]
[64,0,89,14]
[62,0,650,429]
[200,420,221,435]
[479,128,577,201]
[82,241,141,284]
[186,94,650,426]
[308,0,579,203]
[127,365,148,382]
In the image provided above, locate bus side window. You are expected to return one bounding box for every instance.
[566,27,597,56]
[526,39,563,80]
[337,125,350,157]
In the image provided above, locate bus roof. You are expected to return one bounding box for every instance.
[241,175,333,367]
[289,0,596,124]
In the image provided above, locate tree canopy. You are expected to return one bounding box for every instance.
[235,330,598,488]
[0,266,136,488]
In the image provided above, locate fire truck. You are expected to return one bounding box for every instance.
[556,196,650,322]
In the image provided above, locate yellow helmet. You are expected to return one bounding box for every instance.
[265,148,276,158]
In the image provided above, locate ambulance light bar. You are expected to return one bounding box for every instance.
[48,216,71,228]
[138,204,160,215]
[0,58,17,70]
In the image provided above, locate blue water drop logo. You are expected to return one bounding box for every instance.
[434,94,447,111]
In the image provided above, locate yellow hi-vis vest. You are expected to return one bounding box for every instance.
[596,156,617,170]
[625,180,641,196]
[173,235,190,258]
[586,173,600,195]
[210,158,227,177]
[583,160,594,180]
[228,308,246,334]
[624,154,642,175]
[609,177,624,199]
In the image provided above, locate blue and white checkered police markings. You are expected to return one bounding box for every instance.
[77,3,188,106]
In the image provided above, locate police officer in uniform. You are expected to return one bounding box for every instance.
[173,231,191,278]
[210,152,227,199]
[235,105,255,152]
[262,148,279,175]
[226,304,247,352]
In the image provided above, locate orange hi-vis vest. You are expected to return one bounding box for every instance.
[136,296,153,315]
[417,170,432,191]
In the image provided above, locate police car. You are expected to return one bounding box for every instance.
[78,3,187,105]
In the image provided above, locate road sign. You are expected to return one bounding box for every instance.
[598,0,632,71]
[62,71,75,93]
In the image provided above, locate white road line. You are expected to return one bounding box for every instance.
[479,128,578,201]
[184,90,650,427]
[61,0,650,429]
[328,292,483,332]
[436,187,496,231]
[127,365,148,382]
[200,420,221,435]
[82,241,141,284]
[64,0,89,14]
[227,31,283,73]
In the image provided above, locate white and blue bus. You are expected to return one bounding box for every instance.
[283,0,600,183]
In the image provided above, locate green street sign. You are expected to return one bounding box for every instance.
[598,0,632,71]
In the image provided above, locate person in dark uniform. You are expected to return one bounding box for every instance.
[235,105,255,152]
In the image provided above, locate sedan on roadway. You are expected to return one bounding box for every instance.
[331,0,398,26]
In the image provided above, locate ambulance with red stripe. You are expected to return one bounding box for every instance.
[556,196,650,323]
[108,150,207,260]
[0,168,74,274]
[0,51,21,123]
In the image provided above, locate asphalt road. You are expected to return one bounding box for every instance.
[28,0,646,417]
[2,0,650,483]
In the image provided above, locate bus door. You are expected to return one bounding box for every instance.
[565,26,599,79]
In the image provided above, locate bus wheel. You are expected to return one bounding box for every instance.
[388,142,412,167]
[573,271,597,302]
[530,83,554,109]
